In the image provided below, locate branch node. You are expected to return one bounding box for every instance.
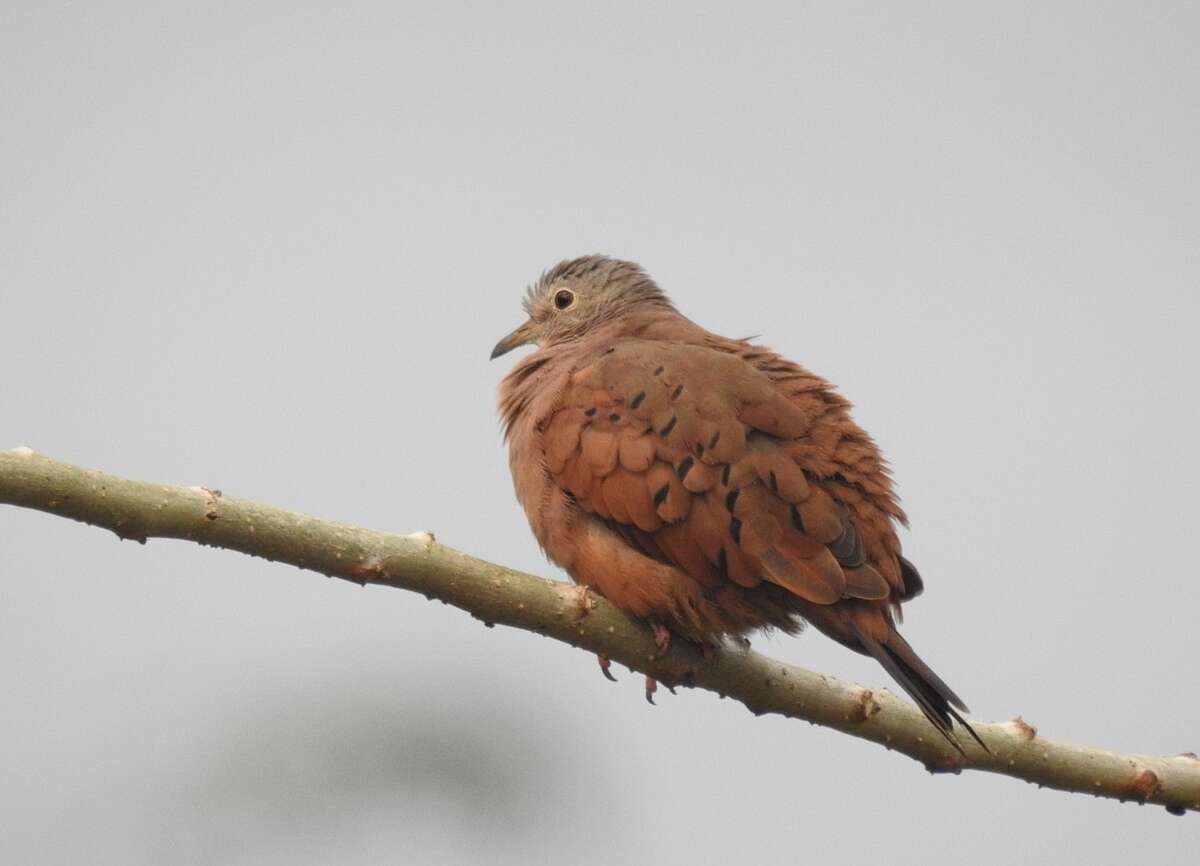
[559,583,595,620]
[110,517,147,544]
[923,752,965,775]
[203,487,222,519]
[1008,716,1038,740]
[854,688,882,721]
[1125,768,1162,804]
[347,555,384,586]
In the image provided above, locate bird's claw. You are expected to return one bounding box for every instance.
[644,674,676,704]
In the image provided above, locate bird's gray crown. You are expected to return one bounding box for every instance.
[522,255,670,315]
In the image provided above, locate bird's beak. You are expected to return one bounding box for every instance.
[490,319,538,360]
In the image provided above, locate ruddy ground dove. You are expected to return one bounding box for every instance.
[492,255,978,747]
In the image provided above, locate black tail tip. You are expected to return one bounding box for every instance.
[854,626,988,754]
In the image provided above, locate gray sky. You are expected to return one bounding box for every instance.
[3,2,1198,863]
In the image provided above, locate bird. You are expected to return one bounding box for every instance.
[492,255,980,749]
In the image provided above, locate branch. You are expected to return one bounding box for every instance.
[2,448,1196,814]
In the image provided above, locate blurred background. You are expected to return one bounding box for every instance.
[2,2,1198,863]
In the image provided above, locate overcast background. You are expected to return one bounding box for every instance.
[3,2,1198,863]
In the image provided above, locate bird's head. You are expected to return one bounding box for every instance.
[490,255,673,359]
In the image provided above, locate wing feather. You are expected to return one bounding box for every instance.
[539,339,909,614]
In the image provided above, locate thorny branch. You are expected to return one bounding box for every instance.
[1,447,1197,815]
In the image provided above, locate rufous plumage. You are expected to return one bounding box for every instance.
[492,255,978,747]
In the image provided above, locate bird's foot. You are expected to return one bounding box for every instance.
[644,674,677,705]
[649,621,672,659]
[596,653,617,682]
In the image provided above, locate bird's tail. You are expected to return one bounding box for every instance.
[800,600,985,753]
[851,620,986,753]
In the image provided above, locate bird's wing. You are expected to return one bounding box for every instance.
[541,340,896,605]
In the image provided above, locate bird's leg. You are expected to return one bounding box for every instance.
[642,621,679,704]
[596,653,617,682]
[563,585,615,681]
[644,674,678,704]
[649,621,672,659]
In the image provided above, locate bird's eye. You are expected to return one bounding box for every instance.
[553,289,575,310]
